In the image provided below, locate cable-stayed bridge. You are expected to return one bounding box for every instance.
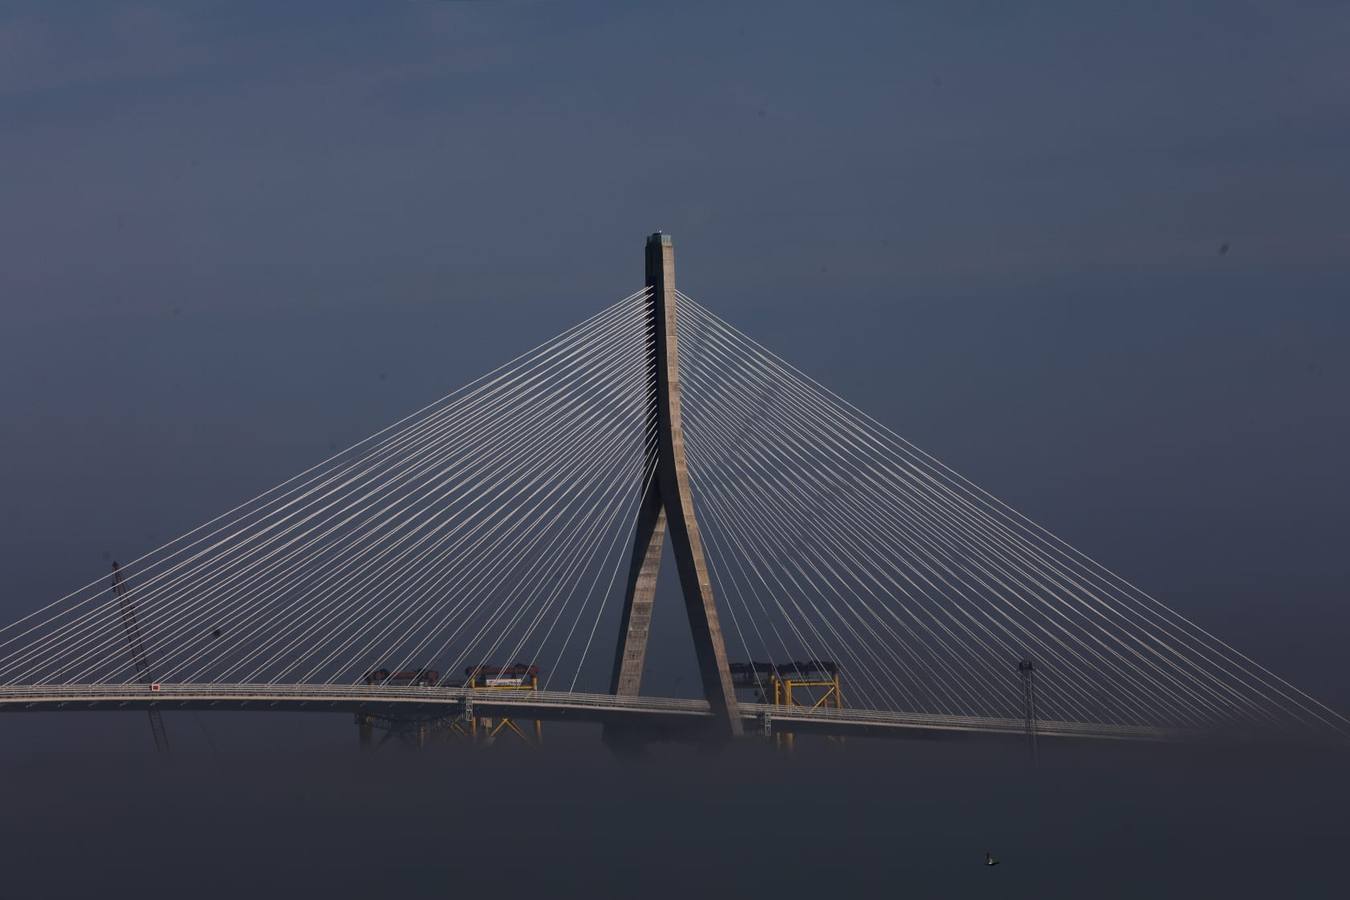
[2,234,1345,751]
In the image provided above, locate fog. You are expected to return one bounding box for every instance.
[3,723,1347,898]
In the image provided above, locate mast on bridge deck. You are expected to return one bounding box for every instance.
[112,562,170,754]
[609,233,743,737]
[1018,657,1039,764]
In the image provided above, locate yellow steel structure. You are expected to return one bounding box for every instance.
[770,671,843,751]
[466,671,544,745]
[355,669,545,748]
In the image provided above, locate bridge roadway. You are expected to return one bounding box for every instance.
[0,683,1184,743]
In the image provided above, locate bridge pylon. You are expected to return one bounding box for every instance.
[608,233,743,738]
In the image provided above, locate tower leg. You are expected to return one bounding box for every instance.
[609,483,666,695]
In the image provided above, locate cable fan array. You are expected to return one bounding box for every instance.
[674,290,1349,738]
[0,278,1344,742]
[0,289,657,692]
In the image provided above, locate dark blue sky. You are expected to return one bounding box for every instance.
[1,1,1348,716]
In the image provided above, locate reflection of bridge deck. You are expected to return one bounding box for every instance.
[0,684,1185,743]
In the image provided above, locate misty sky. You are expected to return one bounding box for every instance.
[2,0,1348,724]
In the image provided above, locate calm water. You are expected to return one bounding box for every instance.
[2,713,1345,898]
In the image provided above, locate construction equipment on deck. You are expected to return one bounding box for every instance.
[463,664,543,743]
[731,660,843,750]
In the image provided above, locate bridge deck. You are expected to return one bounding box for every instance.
[0,684,1186,742]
